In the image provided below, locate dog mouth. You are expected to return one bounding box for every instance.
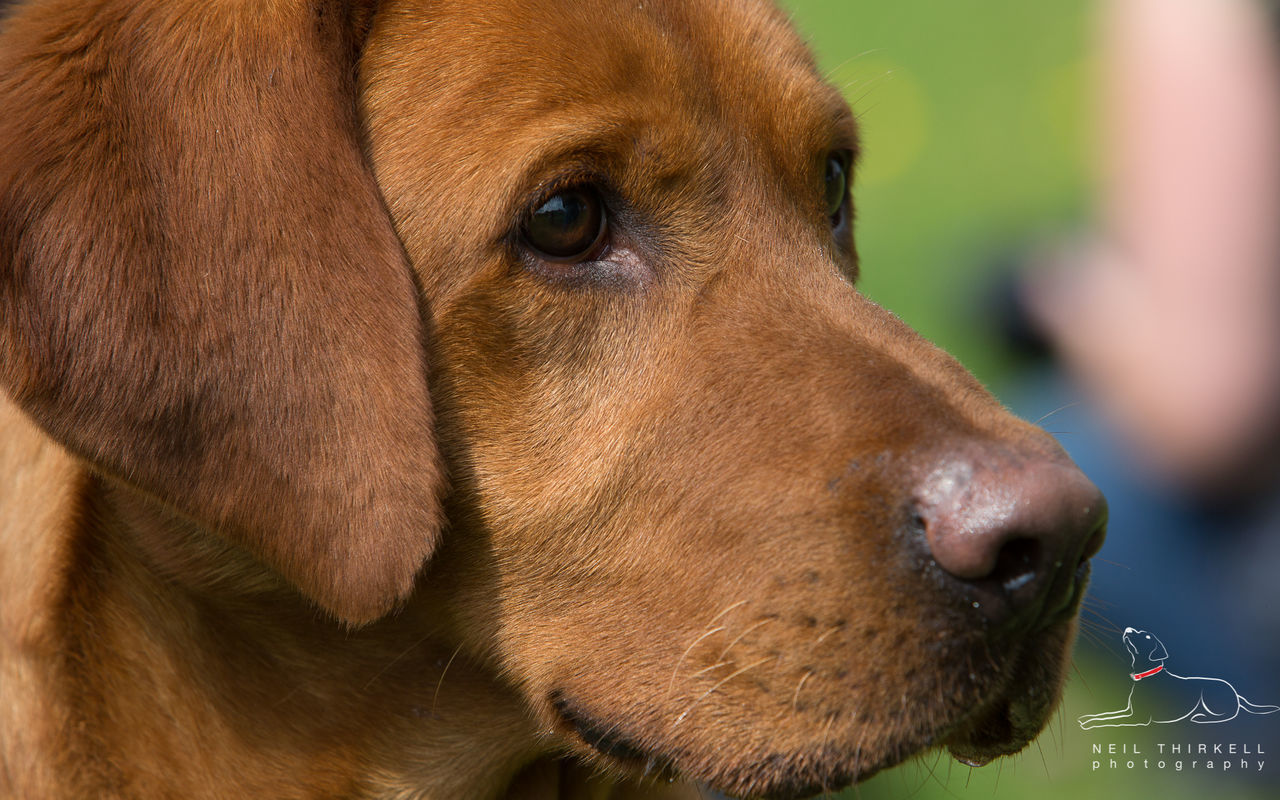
[551,636,1079,797]
[551,693,681,781]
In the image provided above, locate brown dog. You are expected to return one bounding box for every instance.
[0,0,1107,798]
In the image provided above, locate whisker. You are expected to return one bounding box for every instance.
[688,660,731,679]
[921,750,956,798]
[707,599,749,626]
[1075,628,1108,653]
[844,68,896,102]
[1058,698,1070,758]
[814,624,843,646]
[1033,401,1081,426]
[792,670,815,712]
[1079,601,1121,624]
[818,714,836,796]
[362,634,431,692]
[429,643,465,716]
[671,656,774,729]
[664,599,748,697]
[1079,609,1123,638]
[1070,658,1097,700]
[1035,738,1051,780]
[715,618,770,662]
[1090,557,1131,571]
[822,47,888,83]
[851,728,867,795]
[666,626,726,696]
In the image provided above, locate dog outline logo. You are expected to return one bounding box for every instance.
[1078,627,1280,728]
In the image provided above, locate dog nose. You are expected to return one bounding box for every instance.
[913,450,1107,625]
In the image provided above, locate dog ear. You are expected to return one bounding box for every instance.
[1148,638,1168,662]
[0,0,443,625]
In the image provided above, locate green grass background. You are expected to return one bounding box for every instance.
[785,0,1094,386]
[780,2,1274,799]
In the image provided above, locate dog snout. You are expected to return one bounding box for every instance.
[913,446,1107,626]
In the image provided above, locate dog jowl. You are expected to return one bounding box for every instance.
[0,0,1106,798]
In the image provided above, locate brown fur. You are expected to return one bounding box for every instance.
[0,1,1099,798]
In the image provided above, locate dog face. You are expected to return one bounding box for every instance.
[362,0,1104,794]
[0,0,1105,797]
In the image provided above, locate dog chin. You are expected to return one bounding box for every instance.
[553,614,1078,799]
[942,621,1076,769]
[942,689,1059,768]
[554,702,911,800]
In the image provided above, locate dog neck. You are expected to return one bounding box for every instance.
[21,473,549,798]
[1131,665,1164,681]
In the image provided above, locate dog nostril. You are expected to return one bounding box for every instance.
[991,538,1042,594]
[910,511,928,536]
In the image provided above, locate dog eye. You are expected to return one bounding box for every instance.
[521,186,607,262]
[824,151,850,223]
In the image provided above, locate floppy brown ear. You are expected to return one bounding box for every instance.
[0,0,443,625]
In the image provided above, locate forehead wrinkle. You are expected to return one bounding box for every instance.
[493,116,647,218]
[489,104,716,195]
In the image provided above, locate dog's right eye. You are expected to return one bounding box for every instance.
[824,150,851,226]
[521,186,607,262]
[824,152,848,219]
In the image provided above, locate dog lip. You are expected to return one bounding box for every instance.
[550,693,678,777]
[999,553,1092,635]
[548,695,895,799]
[1033,556,1091,628]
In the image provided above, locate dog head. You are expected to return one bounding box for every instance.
[1123,628,1169,667]
[0,0,1105,797]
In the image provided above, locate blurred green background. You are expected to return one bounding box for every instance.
[786,0,1093,387]
[781,2,1274,799]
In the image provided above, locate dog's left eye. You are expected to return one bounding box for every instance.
[824,151,850,224]
[521,186,608,262]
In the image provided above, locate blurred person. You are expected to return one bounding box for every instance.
[995,0,1280,749]
[1024,0,1280,498]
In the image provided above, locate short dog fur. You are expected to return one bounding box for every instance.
[0,0,1106,797]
